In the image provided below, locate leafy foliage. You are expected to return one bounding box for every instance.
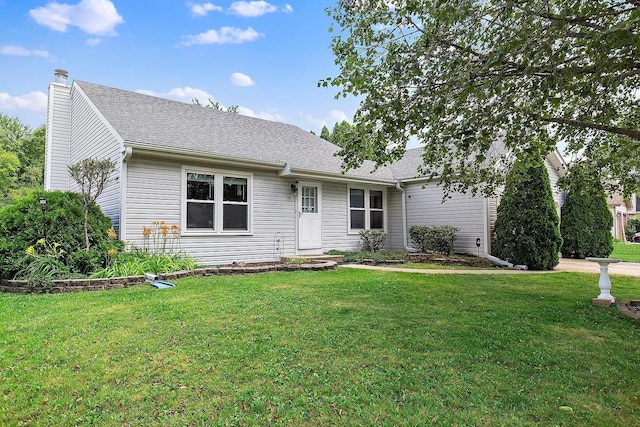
[192,98,239,113]
[90,249,196,278]
[318,120,355,148]
[359,229,386,252]
[493,158,562,270]
[0,113,45,206]
[560,163,613,258]
[0,190,113,279]
[408,225,459,255]
[625,218,640,242]
[68,157,118,251]
[323,1,640,195]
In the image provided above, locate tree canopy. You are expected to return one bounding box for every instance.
[323,0,640,195]
[0,113,45,206]
[318,120,355,148]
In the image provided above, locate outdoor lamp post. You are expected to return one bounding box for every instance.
[38,197,47,241]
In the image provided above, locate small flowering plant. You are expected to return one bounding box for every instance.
[25,238,66,261]
[142,221,181,253]
[17,238,70,283]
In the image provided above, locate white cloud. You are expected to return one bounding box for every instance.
[0,91,48,112]
[86,37,101,46]
[228,1,283,17]
[230,72,255,86]
[237,106,283,122]
[0,45,50,58]
[29,0,124,36]
[136,87,214,103]
[188,2,222,16]
[181,27,262,45]
[137,86,281,121]
[329,109,349,122]
[282,4,293,13]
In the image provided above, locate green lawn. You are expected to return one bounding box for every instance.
[1,269,639,426]
[611,242,640,262]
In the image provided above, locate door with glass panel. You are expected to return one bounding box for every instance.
[298,182,322,250]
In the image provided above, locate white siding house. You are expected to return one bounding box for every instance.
[45,71,566,266]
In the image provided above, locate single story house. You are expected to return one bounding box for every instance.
[44,69,566,265]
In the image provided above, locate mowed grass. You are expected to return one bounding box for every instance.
[1,269,639,426]
[611,241,640,262]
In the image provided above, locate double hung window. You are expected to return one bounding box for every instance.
[348,187,385,231]
[184,169,251,233]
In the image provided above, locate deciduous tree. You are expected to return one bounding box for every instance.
[68,158,118,251]
[323,0,640,195]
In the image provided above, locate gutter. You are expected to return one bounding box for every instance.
[395,182,418,252]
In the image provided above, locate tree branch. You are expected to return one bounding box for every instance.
[538,117,640,140]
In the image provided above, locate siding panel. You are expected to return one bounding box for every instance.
[404,183,487,255]
[68,88,122,231]
[125,160,296,266]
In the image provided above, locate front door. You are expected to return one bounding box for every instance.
[298,182,322,250]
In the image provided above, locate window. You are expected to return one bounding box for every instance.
[183,168,252,234]
[348,187,385,231]
[223,176,248,230]
[301,186,318,213]
[186,173,214,229]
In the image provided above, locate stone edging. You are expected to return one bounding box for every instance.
[617,300,640,320]
[0,260,337,294]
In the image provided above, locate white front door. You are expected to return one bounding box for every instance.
[298,182,322,250]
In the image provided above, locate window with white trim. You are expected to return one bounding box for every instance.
[348,187,385,231]
[184,168,251,234]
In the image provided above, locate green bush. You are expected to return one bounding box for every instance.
[0,190,114,279]
[625,218,640,242]
[359,229,386,252]
[493,157,562,270]
[560,164,613,258]
[408,225,459,255]
[91,248,197,278]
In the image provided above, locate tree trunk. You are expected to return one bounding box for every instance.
[84,206,90,252]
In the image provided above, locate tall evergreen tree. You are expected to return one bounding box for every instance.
[560,163,613,258]
[493,157,562,270]
[320,125,331,141]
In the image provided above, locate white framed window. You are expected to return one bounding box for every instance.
[183,167,252,235]
[348,186,386,233]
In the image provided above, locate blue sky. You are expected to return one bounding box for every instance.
[0,0,360,133]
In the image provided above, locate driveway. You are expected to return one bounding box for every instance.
[341,258,640,277]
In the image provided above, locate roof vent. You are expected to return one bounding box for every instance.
[54,69,68,84]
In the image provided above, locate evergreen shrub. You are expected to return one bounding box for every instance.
[492,158,562,270]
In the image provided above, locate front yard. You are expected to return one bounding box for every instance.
[611,241,640,262]
[1,268,639,426]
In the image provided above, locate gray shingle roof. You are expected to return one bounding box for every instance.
[75,80,397,183]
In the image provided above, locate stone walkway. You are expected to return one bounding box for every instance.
[340,258,640,277]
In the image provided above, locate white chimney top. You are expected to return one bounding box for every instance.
[54,69,68,84]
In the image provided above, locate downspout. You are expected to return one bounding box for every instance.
[395,182,417,252]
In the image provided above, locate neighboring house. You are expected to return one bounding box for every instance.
[44,70,566,265]
[607,194,638,241]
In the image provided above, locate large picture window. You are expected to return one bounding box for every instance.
[183,168,252,234]
[348,187,385,231]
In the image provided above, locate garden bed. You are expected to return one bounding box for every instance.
[0,259,337,294]
[617,299,640,320]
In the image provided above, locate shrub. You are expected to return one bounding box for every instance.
[91,248,197,278]
[560,163,613,258]
[359,229,386,252]
[408,225,459,255]
[493,157,562,270]
[0,190,114,279]
[625,218,640,242]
